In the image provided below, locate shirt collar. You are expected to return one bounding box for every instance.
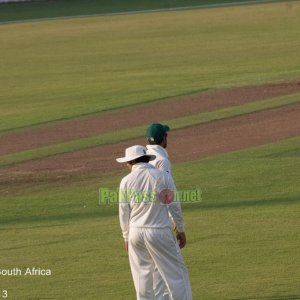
[146,144,169,158]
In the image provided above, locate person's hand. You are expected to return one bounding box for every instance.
[176,231,186,249]
[124,241,128,253]
[172,220,177,234]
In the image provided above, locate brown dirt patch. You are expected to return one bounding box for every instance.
[1,81,300,156]
[2,103,300,178]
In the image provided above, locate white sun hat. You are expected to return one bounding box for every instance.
[116,145,156,163]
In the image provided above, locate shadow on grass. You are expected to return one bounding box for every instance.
[232,295,300,300]
[183,195,300,210]
[0,237,78,252]
[0,206,117,226]
[1,195,299,226]
[262,148,300,159]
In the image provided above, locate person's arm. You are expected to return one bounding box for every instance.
[168,199,185,233]
[169,201,187,249]
[165,174,187,248]
[119,180,131,251]
[124,241,128,253]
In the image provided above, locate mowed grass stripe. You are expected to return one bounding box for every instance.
[1,92,299,168]
[2,135,300,219]
[1,2,300,132]
[0,0,283,23]
[1,136,299,299]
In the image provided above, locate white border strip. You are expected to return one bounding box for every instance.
[0,0,293,25]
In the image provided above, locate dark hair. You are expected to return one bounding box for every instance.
[128,155,151,165]
[148,138,162,145]
[135,156,151,163]
[147,134,166,145]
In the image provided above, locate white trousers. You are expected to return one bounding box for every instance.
[128,227,192,300]
[153,265,169,300]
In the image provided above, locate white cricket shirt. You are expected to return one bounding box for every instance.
[119,163,184,241]
[146,145,171,174]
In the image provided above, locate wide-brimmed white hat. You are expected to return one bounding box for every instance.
[116,145,156,163]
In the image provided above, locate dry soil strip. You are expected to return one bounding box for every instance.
[2,103,299,177]
[1,82,300,156]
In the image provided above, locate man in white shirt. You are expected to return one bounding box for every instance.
[146,123,179,299]
[146,123,171,174]
[117,145,192,300]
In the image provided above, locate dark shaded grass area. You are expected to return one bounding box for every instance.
[1,194,299,226]
[0,0,279,22]
[232,295,300,300]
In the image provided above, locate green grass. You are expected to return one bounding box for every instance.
[1,136,299,299]
[1,92,299,168]
[1,2,300,299]
[1,2,300,132]
[0,0,277,23]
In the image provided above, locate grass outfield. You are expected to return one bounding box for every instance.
[1,1,299,299]
[1,92,300,167]
[1,2,300,132]
[0,0,280,22]
[1,137,299,299]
